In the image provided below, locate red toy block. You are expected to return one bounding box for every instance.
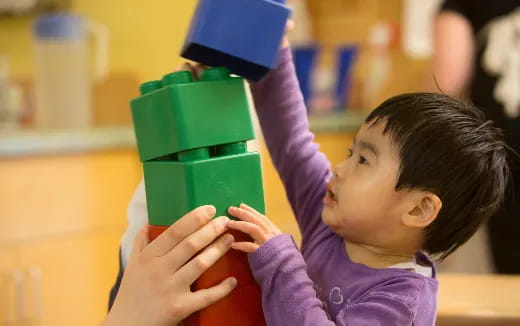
[148,227,266,325]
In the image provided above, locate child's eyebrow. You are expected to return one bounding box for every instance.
[353,137,378,156]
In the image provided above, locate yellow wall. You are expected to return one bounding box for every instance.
[0,0,197,81]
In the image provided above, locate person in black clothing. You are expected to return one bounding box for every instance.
[434,0,520,273]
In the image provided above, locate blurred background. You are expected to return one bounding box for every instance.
[0,0,518,325]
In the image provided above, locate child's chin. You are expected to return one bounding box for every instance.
[321,209,334,227]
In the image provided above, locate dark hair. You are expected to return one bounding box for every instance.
[366,93,510,260]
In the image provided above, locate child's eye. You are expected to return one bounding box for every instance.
[358,155,368,165]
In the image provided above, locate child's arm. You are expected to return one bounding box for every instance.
[228,205,416,326]
[249,47,331,242]
[252,238,415,326]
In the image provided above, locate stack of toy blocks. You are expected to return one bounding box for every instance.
[131,0,291,324]
[131,67,267,325]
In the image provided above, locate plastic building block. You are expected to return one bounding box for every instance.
[131,62,267,325]
[181,0,291,81]
[148,224,168,241]
[188,229,265,325]
[149,228,266,326]
[186,283,265,326]
[143,143,265,226]
[131,68,255,162]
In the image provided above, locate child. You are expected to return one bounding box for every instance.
[225,45,510,325]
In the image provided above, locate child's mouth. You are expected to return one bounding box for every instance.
[324,185,338,205]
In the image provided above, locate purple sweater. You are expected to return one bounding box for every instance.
[247,48,438,326]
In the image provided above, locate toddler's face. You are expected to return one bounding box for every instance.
[321,120,412,247]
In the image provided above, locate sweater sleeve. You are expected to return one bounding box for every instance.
[248,234,336,326]
[338,296,413,326]
[248,235,415,326]
[249,48,331,243]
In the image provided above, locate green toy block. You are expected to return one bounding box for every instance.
[131,67,255,162]
[143,143,265,226]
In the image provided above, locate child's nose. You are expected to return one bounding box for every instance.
[333,163,345,179]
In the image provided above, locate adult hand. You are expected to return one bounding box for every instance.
[102,205,236,326]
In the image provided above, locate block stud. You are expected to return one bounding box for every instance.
[139,80,162,95]
[201,67,231,81]
[162,71,194,86]
[178,148,211,162]
[216,142,247,156]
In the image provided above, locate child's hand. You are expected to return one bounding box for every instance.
[282,19,295,49]
[175,62,207,80]
[227,203,282,253]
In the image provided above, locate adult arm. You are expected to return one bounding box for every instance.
[432,9,475,95]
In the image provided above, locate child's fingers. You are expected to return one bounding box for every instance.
[231,241,259,253]
[285,19,295,33]
[192,63,209,80]
[174,62,194,74]
[189,277,238,313]
[229,206,269,233]
[237,204,274,231]
[239,203,263,216]
[228,206,259,223]
[227,220,265,242]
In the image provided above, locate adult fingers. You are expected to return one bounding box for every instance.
[130,224,150,260]
[187,277,237,314]
[144,205,216,257]
[176,233,234,285]
[165,216,230,271]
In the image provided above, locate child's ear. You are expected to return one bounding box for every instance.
[402,192,442,228]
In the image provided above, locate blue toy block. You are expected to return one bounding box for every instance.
[181,0,291,81]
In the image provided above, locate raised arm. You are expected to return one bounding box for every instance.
[249,235,336,326]
[249,47,331,242]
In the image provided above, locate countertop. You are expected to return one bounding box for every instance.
[0,111,365,157]
[0,126,137,158]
